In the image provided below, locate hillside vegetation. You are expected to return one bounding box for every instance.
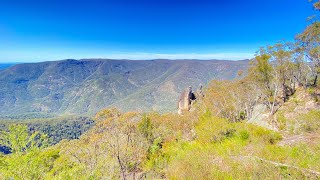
[0,116,94,148]
[0,1,319,179]
[0,86,319,179]
[0,59,248,117]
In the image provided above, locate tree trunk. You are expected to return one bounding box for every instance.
[313,74,318,87]
[117,155,126,180]
[270,84,279,116]
[282,83,286,102]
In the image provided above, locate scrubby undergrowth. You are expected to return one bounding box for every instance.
[1,92,319,179]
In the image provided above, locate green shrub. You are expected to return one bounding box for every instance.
[277,111,287,130]
[239,130,250,141]
[138,115,154,142]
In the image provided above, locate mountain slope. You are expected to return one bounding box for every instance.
[0,59,249,116]
[0,63,17,71]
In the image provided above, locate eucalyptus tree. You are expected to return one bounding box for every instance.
[296,0,320,86]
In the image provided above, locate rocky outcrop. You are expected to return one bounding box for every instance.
[195,84,204,99]
[177,85,203,115]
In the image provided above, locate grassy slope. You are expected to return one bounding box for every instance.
[141,88,320,179]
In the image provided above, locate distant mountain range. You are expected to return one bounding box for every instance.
[0,63,18,70]
[0,59,249,117]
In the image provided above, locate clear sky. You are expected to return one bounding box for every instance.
[0,0,316,62]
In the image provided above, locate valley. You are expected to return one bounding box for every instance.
[0,59,249,117]
[0,0,319,179]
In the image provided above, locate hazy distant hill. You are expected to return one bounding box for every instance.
[0,63,17,70]
[0,59,249,116]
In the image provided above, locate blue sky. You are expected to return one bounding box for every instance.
[0,0,315,62]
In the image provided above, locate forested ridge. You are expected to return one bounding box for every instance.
[0,59,248,116]
[0,116,94,154]
[0,1,319,179]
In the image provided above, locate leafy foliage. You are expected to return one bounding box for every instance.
[0,116,94,154]
[0,124,48,154]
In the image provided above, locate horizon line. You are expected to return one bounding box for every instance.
[0,52,254,63]
[0,58,252,64]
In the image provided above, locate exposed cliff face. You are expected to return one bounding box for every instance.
[177,86,203,115]
[0,59,249,116]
